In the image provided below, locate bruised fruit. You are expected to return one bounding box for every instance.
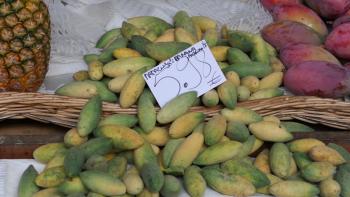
[260,0,302,12]
[325,23,350,60]
[305,0,350,19]
[272,4,328,38]
[261,20,322,50]
[280,44,341,68]
[284,61,350,98]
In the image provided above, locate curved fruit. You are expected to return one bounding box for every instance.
[261,20,322,50]
[269,180,320,197]
[280,44,341,68]
[284,61,350,98]
[333,15,350,28]
[272,4,328,38]
[305,0,350,19]
[325,23,350,60]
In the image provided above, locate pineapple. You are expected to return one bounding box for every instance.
[0,0,50,92]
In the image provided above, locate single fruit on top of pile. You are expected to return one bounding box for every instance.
[0,0,50,92]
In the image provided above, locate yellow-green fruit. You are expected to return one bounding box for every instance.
[169,112,205,138]
[80,137,113,158]
[140,163,165,192]
[254,149,271,174]
[107,156,127,178]
[221,24,229,39]
[145,42,190,61]
[288,138,325,153]
[217,81,237,109]
[154,29,175,43]
[121,21,144,40]
[80,170,126,196]
[45,151,66,170]
[157,91,197,124]
[88,60,104,81]
[249,88,284,100]
[237,85,251,101]
[98,125,144,150]
[225,71,240,86]
[73,70,89,81]
[250,138,264,154]
[227,47,251,64]
[249,121,293,142]
[84,54,100,64]
[320,178,341,197]
[136,188,159,197]
[98,114,138,128]
[235,135,257,158]
[281,121,315,133]
[151,144,160,155]
[98,37,128,63]
[160,175,182,197]
[113,48,141,59]
[85,81,118,102]
[270,57,286,72]
[87,192,104,197]
[201,166,256,196]
[122,166,144,195]
[162,138,185,168]
[103,57,156,77]
[309,145,346,165]
[134,142,158,170]
[194,141,242,165]
[263,115,280,125]
[55,81,98,99]
[184,166,206,197]
[256,174,282,195]
[64,147,85,177]
[201,90,219,107]
[144,30,160,42]
[221,107,263,124]
[18,165,39,197]
[77,95,102,137]
[241,75,260,93]
[33,143,66,164]
[251,34,270,65]
[210,46,230,62]
[35,167,66,188]
[175,27,197,45]
[191,16,217,32]
[127,16,172,36]
[218,62,229,69]
[120,67,147,108]
[259,72,283,90]
[32,188,61,197]
[301,162,336,182]
[170,132,204,169]
[270,143,292,179]
[194,23,202,41]
[96,28,122,49]
[204,115,227,146]
[220,136,231,142]
[174,11,197,38]
[294,152,313,170]
[64,128,88,147]
[288,156,298,177]
[58,177,86,195]
[138,89,156,133]
[227,30,254,52]
[84,154,108,171]
[108,74,132,93]
[226,121,250,142]
[140,127,169,146]
[203,28,218,47]
[269,180,320,197]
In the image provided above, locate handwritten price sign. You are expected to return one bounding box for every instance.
[143,40,226,107]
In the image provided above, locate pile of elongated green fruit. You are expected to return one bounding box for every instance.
[55,11,284,107]
[18,92,350,197]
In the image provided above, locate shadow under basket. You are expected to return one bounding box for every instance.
[0,92,349,130]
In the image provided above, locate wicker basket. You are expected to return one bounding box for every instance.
[0,92,349,130]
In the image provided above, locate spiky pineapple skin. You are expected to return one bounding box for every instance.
[0,0,50,92]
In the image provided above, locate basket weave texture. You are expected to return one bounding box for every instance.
[0,92,349,129]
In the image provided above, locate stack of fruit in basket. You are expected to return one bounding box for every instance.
[55,10,285,107]
[18,94,350,197]
[261,0,350,98]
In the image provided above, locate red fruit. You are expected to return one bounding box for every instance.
[325,23,350,60]
[333,15,350,28]
[284,61,350,98]
[260,0,301,12]
[280,44,341,68]
[305,0,350,19]
[345,62,350,68]
[261,20,322,51]
[272,4,328,38]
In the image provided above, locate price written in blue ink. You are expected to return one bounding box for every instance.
[143,40,227,107]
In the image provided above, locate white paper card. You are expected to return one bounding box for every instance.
[143,40,226,107]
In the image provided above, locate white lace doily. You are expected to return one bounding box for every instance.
[41,0,272,92]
